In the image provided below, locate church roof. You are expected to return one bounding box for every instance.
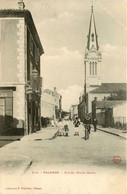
[96,100,126,109]
[90,83,127,94]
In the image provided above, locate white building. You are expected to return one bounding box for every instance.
[41,87,62,120]
[95,100,127,128]
[0,1,44,135]
[70,105,78,120]
[113,101,127,126]
[78,3,127,122]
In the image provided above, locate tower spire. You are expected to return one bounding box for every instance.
[87,0,99,50]
[91,0,93,12]
[84,1,101,91]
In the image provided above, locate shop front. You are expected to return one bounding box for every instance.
[0,87,15,135]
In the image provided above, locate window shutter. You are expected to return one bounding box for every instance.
[5,98,13,117]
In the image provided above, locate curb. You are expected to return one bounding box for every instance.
[20,129,59,141]
[0,138,21,141]
[97,128,127,140]
[48,130,59,140]
[0,136,23,141]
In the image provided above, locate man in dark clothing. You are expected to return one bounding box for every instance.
[84,115,91,125]
[93,118,98,132]
[83,114,91,140]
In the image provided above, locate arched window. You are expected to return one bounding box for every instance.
[92,62,94,75]
[89,62,91,75]
[91,33,94,42]
[95,62,97,75]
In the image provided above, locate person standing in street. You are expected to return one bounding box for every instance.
[73,117,80,136]
[83,114,91,140]
[64,119,69,137]
[93,117,98,132]
[58,119,64,136]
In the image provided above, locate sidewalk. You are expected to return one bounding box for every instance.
[21,126,59,141]
[0,127,58,142]
[0,136,22,141]
[0,126,59,174]
[0,126,59,148]
[97,126,127,139]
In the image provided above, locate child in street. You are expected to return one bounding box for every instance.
[73,117,80,136]
[64,119,69,137]
[58,119,64,136]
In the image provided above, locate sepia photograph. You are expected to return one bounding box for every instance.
[0,0,126,193]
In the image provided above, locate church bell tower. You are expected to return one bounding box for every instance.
[84,2,101,93]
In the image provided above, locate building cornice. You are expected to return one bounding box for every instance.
[0,9,44,55]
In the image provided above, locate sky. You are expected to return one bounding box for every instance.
[0,0,126,111]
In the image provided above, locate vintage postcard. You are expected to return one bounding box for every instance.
[0,0,126,194]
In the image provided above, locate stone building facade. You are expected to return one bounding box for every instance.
[0,3,44,135]
[78,4,102,121]
[78,4,127,123]
[70,105,78,120]
[41,87,62,121]
[92,100,127,128]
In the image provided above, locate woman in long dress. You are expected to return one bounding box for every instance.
[58,119,64,136]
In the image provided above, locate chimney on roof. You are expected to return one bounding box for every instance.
[18,0,25,10]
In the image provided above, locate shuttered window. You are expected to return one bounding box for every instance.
[5,98,13,117]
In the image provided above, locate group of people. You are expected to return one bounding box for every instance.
[57,119,69,137]
[50,119,69,137]
[73,114,98,140]
[50,114,98,140]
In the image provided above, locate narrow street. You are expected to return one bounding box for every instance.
[0,122,126,171]
[30,122,126,169]
[0,122,126,194]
